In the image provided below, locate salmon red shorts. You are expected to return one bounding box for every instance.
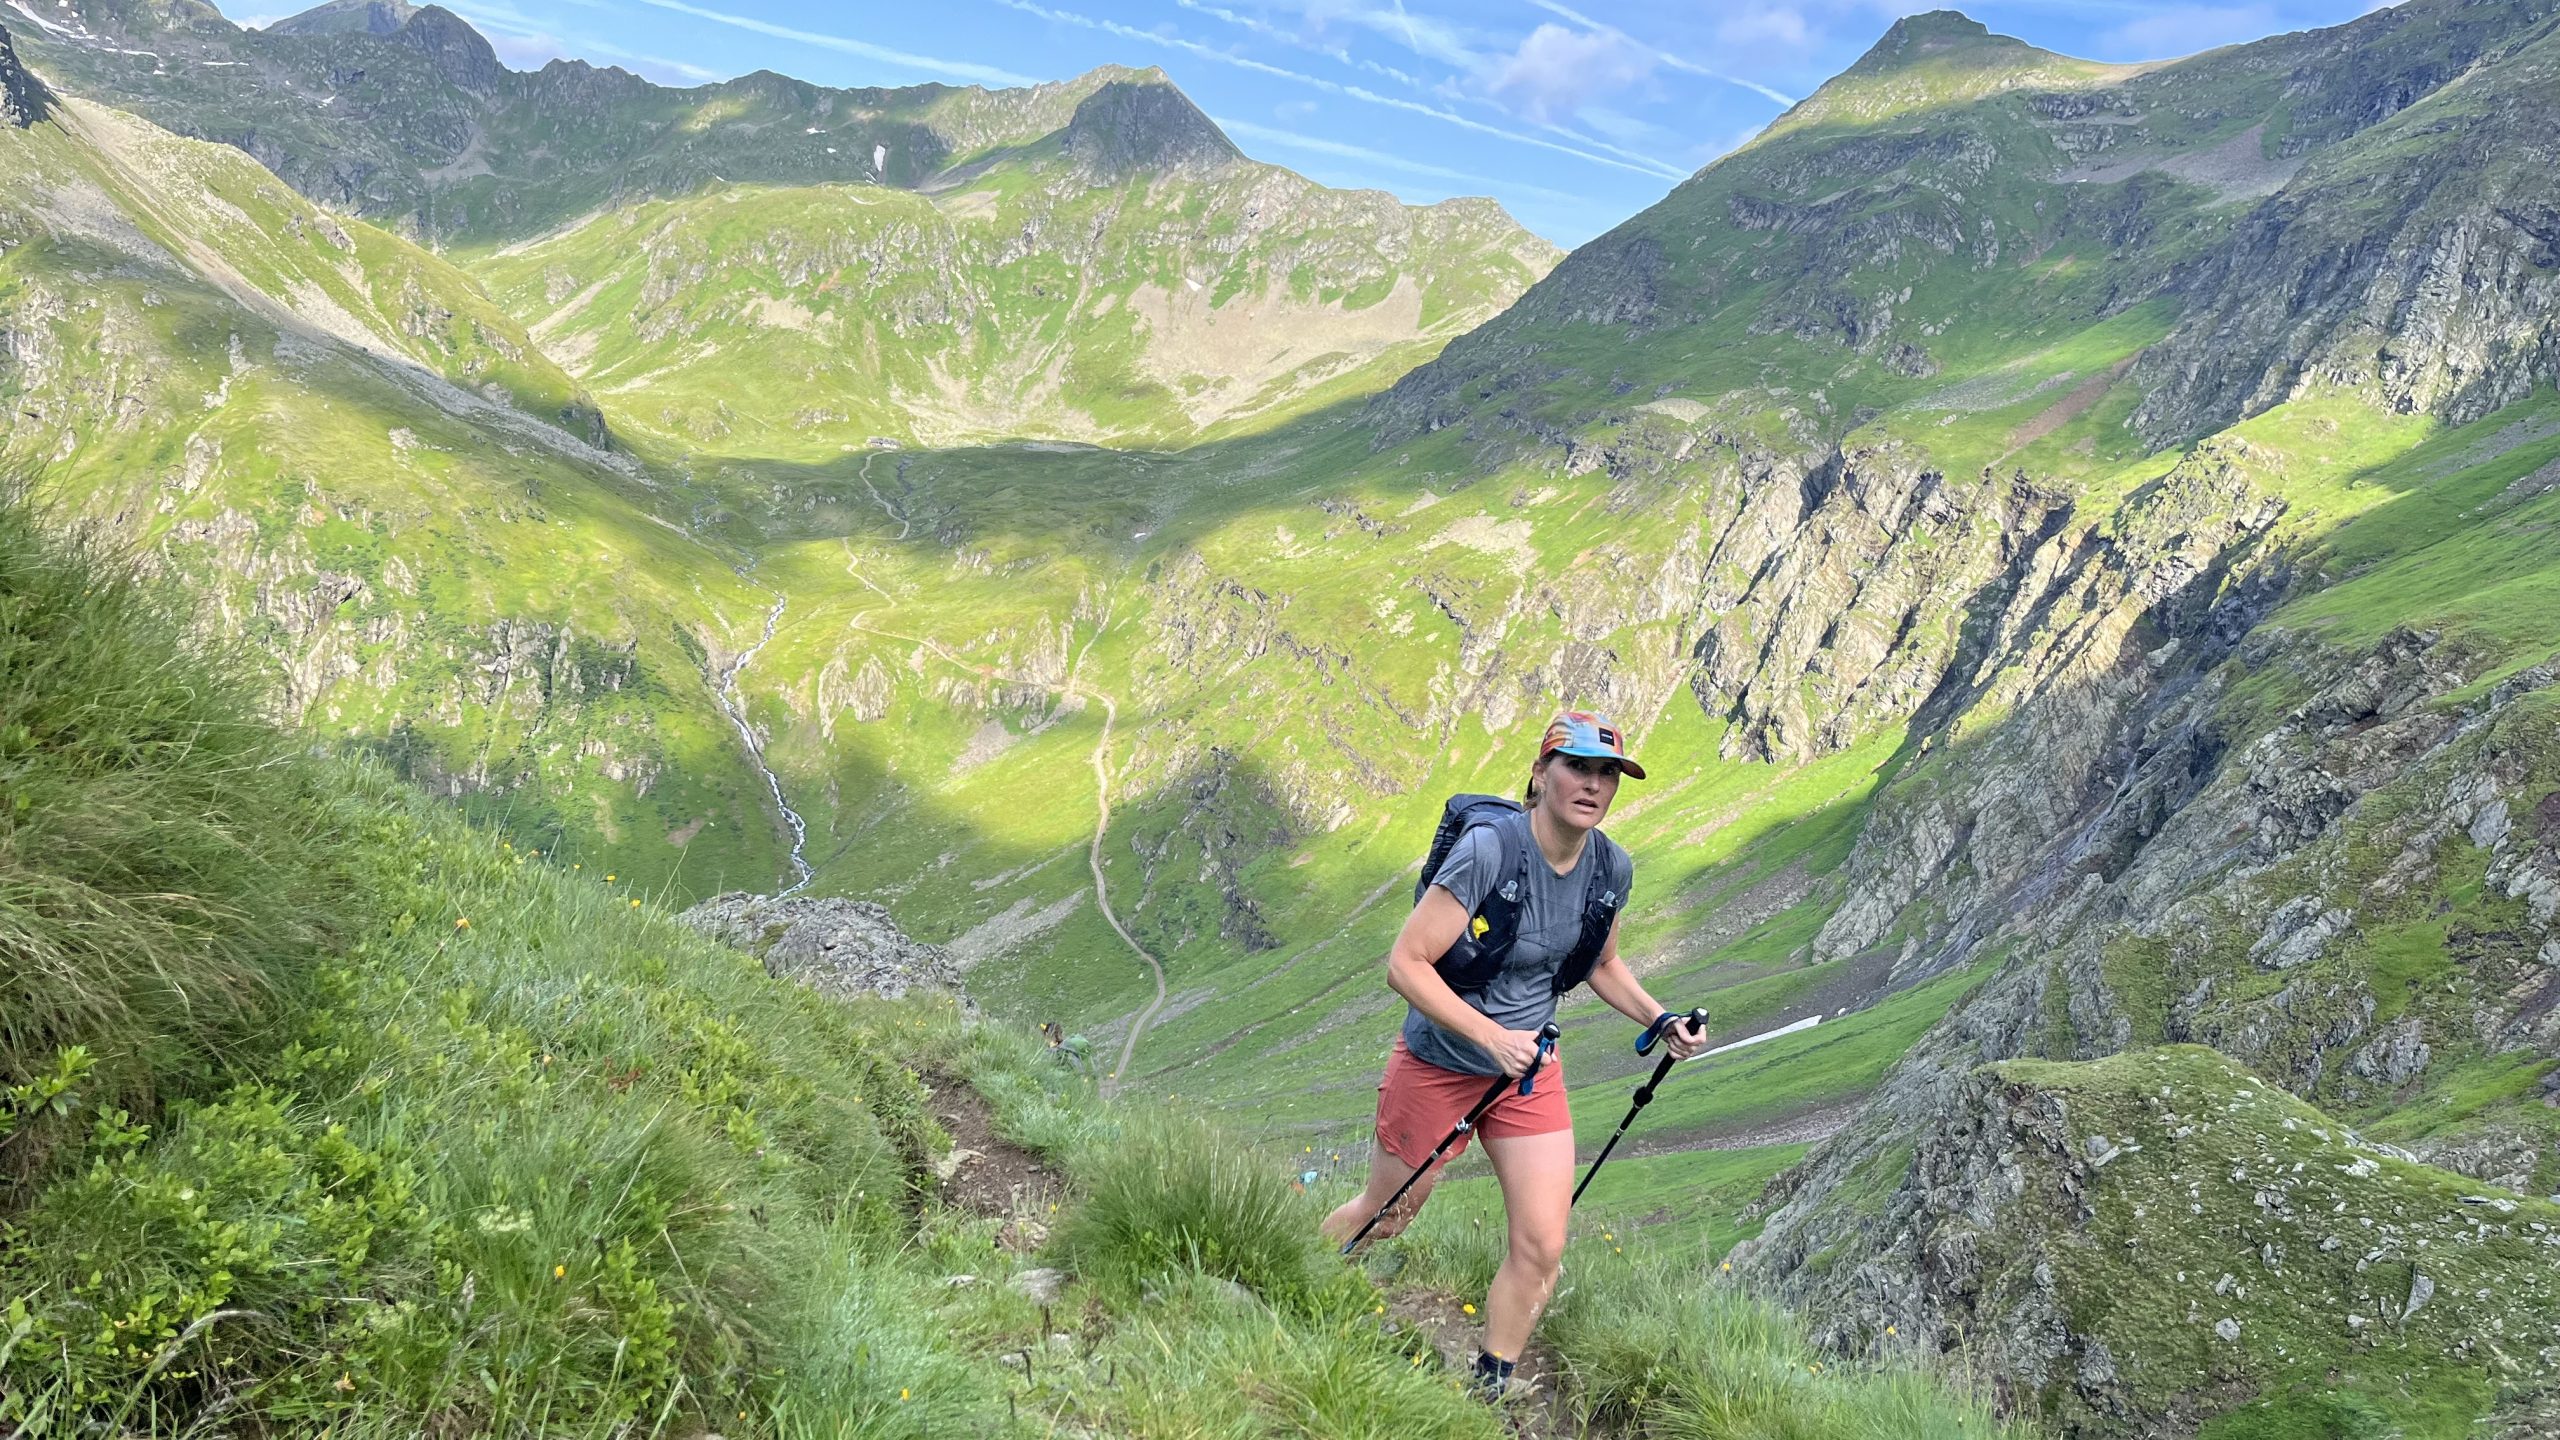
[1373,1037,1570,1168]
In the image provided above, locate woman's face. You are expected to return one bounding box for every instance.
[1536,752,1622,829]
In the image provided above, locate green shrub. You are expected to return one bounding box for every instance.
[0,492,373,1172]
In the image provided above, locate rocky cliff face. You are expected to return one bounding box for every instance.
[0,23,47,128]
[1752,1048,2560,1434]
[2134,15,2560,442]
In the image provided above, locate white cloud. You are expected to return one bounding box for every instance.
[2097,3,2277,59]
[633,0,1039,86]
[1212,114,1595,206]
[1330,0,1484,69]
[995,0,1686,178]
[1519,0,1796,107]
[1175,0,1426,89]
[1274,97,1320,119]
[1718,5,1812,49]
[1577,105,1668,145]
[1487,23,1655,123]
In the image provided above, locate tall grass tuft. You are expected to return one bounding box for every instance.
[1050,1111,1360,1315]
[0,492,371,1176]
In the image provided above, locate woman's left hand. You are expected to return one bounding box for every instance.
[1659,1014,1709,1061]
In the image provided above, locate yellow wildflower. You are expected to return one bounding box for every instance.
[899,1389,910,1401]
[454,917,471,930]
[553,1264,566,1279]
[630,899,642,909]
[1461,1303,1476,1316]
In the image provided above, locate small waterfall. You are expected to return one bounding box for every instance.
[715,594,815,896]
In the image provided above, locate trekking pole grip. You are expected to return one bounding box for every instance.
[1518,1021,1560,1096]
[1636,1008,1709,1057]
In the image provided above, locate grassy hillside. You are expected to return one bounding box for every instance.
[0,489,2022,1437]
[6,2,2560,1430]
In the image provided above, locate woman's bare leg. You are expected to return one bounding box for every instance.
[1321,1144,1442,1247]
[1478,1128,1575,1361]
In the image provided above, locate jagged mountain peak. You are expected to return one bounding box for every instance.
[265,0,420,36]
[1059,66,1240,177]
[1,21,50,128]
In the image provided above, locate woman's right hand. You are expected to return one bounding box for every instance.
[1480,1027,1548,1079]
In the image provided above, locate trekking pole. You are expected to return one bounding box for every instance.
[1341,1021,1558,1254]
[1571,1008,1708,1208]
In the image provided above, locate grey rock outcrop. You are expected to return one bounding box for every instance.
[679,892,967,1005]
[0,22,49,129]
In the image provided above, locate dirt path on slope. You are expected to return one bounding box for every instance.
[1384,1286,1576,1437]
[845,610,1168,1096]
[920,1070,1062,1248]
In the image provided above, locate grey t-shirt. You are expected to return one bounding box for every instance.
[1400,822,1616,1076]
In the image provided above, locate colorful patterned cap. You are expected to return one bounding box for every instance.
[1539,710,1646,780]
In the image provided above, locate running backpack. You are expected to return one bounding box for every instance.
[1414,793,1629,997]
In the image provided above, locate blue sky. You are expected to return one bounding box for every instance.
[232,0,2391,245]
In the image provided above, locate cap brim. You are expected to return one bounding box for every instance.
[1550,744,1646,780]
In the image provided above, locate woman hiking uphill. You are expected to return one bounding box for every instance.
[1320,710,1707,1401]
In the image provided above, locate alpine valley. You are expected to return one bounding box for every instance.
[5,0,2559,1433]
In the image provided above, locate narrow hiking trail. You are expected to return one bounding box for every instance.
[717,592,815,896]
[844,608,1168,1093]
[1082,685,1167,1097]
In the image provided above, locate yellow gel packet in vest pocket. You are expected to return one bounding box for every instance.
[1470,915,1490,939]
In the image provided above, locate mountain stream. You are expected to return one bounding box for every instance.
[717,593,815,896]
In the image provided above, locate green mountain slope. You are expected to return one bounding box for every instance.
[466,71,1556,451]
[8,0,2560,1430]
[0,62,795,896]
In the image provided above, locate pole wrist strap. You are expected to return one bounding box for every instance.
[1518,1032,1556,1096]
[1635,1011,1679,1055]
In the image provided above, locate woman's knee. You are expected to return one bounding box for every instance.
[1507,1224,1565,1275]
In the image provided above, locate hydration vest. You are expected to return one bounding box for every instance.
[1414,793,1629,997]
